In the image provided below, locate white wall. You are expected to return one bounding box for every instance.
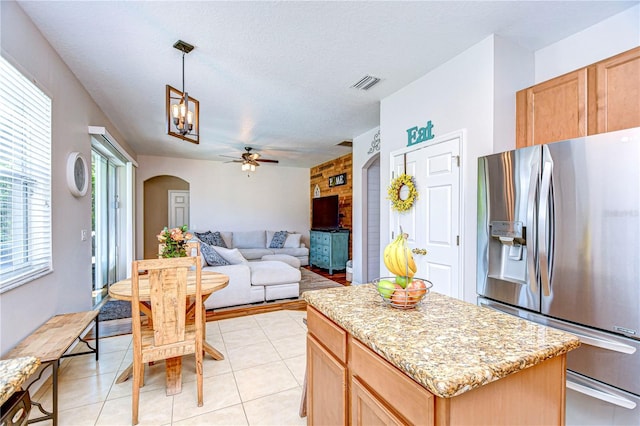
[136,155,310,256]
[535,5,640,82]
[493,36,534,154]
[0,1,136,355]
[372,35,533,303]
[352,127,380,284]
[379,36,495,303]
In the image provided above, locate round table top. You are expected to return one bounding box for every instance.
[108,270,229,302]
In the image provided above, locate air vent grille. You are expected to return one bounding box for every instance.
[350,75,381,90]
[337,140,353,147]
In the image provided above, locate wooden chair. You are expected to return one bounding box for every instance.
[131,256,203,425]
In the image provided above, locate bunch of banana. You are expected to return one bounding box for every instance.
[383,233,417,278]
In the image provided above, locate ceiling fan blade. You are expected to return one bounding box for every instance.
[224,159,243,163]
[256,158,279,163]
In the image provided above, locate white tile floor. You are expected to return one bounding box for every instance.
[30,310,308,425]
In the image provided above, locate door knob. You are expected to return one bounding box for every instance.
[412,248,427,255]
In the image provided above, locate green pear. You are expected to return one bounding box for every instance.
[377,279,396,298]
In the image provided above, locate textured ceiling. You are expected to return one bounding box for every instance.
[17,1,638,167]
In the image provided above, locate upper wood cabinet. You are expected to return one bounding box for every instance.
[516,46,640,148]
[516,68,587,148]
[594,47,640,134]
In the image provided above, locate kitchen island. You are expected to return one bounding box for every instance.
[302,285,580,425]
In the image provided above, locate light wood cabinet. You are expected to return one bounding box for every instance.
[351,376,406,425]
[516,68,587,148]
[349,337,435,425]
[516,46,640,148]
[306,306,348,426]
[306,306,568,425]
[307,335,348,425]
[594,47,640,134]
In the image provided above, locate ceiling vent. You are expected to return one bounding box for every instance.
[350,75,381,90]
[337,140,353,147]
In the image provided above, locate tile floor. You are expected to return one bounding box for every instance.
[30,310,308,425]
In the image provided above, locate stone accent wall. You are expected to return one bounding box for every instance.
[310,153,352,260]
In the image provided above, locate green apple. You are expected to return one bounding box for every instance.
[395,275,413,289]
[377,279,396,298]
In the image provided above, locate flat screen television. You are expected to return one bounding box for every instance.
[312,195,340,230]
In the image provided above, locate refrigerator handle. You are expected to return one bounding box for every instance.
[538,161,553,297]
[567,372,637,409]
[526,162,538,294]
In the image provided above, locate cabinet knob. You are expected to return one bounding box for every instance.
[411,248,427,255]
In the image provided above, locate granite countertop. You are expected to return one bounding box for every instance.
[303,285,580,398]
[0,356,40,406]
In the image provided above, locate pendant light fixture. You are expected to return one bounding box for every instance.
[166,40,199,144]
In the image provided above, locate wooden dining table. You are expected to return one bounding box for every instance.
[108,270,229,395]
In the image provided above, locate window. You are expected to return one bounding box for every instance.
[0,56,52,293]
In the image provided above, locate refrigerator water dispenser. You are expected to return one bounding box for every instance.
[487,221,528,283]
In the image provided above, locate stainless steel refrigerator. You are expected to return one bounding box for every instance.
[477,127,640,425]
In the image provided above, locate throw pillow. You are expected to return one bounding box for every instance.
[212,246,248,265]
[283,233,302,248]
[194,231,215,246]
[201,242,230,267]
[210,231,228,248]
[195,230,228,248]
[269,231,288,248]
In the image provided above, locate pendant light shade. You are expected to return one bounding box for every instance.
[166,40,199,144]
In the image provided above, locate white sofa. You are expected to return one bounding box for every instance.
[192,230,306,310]
[214,230,309,266]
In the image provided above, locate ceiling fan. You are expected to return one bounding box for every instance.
[222,147,279,169]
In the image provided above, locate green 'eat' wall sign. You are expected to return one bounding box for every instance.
[406,120,435,147]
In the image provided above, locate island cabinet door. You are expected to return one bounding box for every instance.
[307,334,348,425]
[351,375,406,425]
[349,337,435,425]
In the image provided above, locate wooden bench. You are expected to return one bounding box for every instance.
[2,311,99,426]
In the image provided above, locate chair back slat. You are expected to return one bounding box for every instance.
[148,267,188,346]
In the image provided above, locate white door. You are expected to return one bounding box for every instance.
[390,134,461,298]
[168,190,190,229]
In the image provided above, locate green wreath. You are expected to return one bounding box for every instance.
[388,173,418,212]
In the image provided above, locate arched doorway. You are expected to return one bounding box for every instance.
[143,175,189,259]
[362,153,380,283]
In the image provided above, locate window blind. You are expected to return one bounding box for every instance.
[0,56,52,293]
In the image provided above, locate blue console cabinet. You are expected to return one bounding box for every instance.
[309,230,349,275]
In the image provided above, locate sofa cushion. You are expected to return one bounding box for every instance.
[261,254,301,269]
[284,233,302,248]
[269,231,288,248]
[233,231,266,249]
[238,248,273,260]
[212,246,248,265]
[201,242,230,266]
[265,283,299,301]
[272,247,309,257]
[201,264,263,309]
[249,261,301,286]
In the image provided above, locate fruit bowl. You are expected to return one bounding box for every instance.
[372,277,433,309]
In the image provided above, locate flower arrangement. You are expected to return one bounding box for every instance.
[157,225,193,258]
[387,173,418,212]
